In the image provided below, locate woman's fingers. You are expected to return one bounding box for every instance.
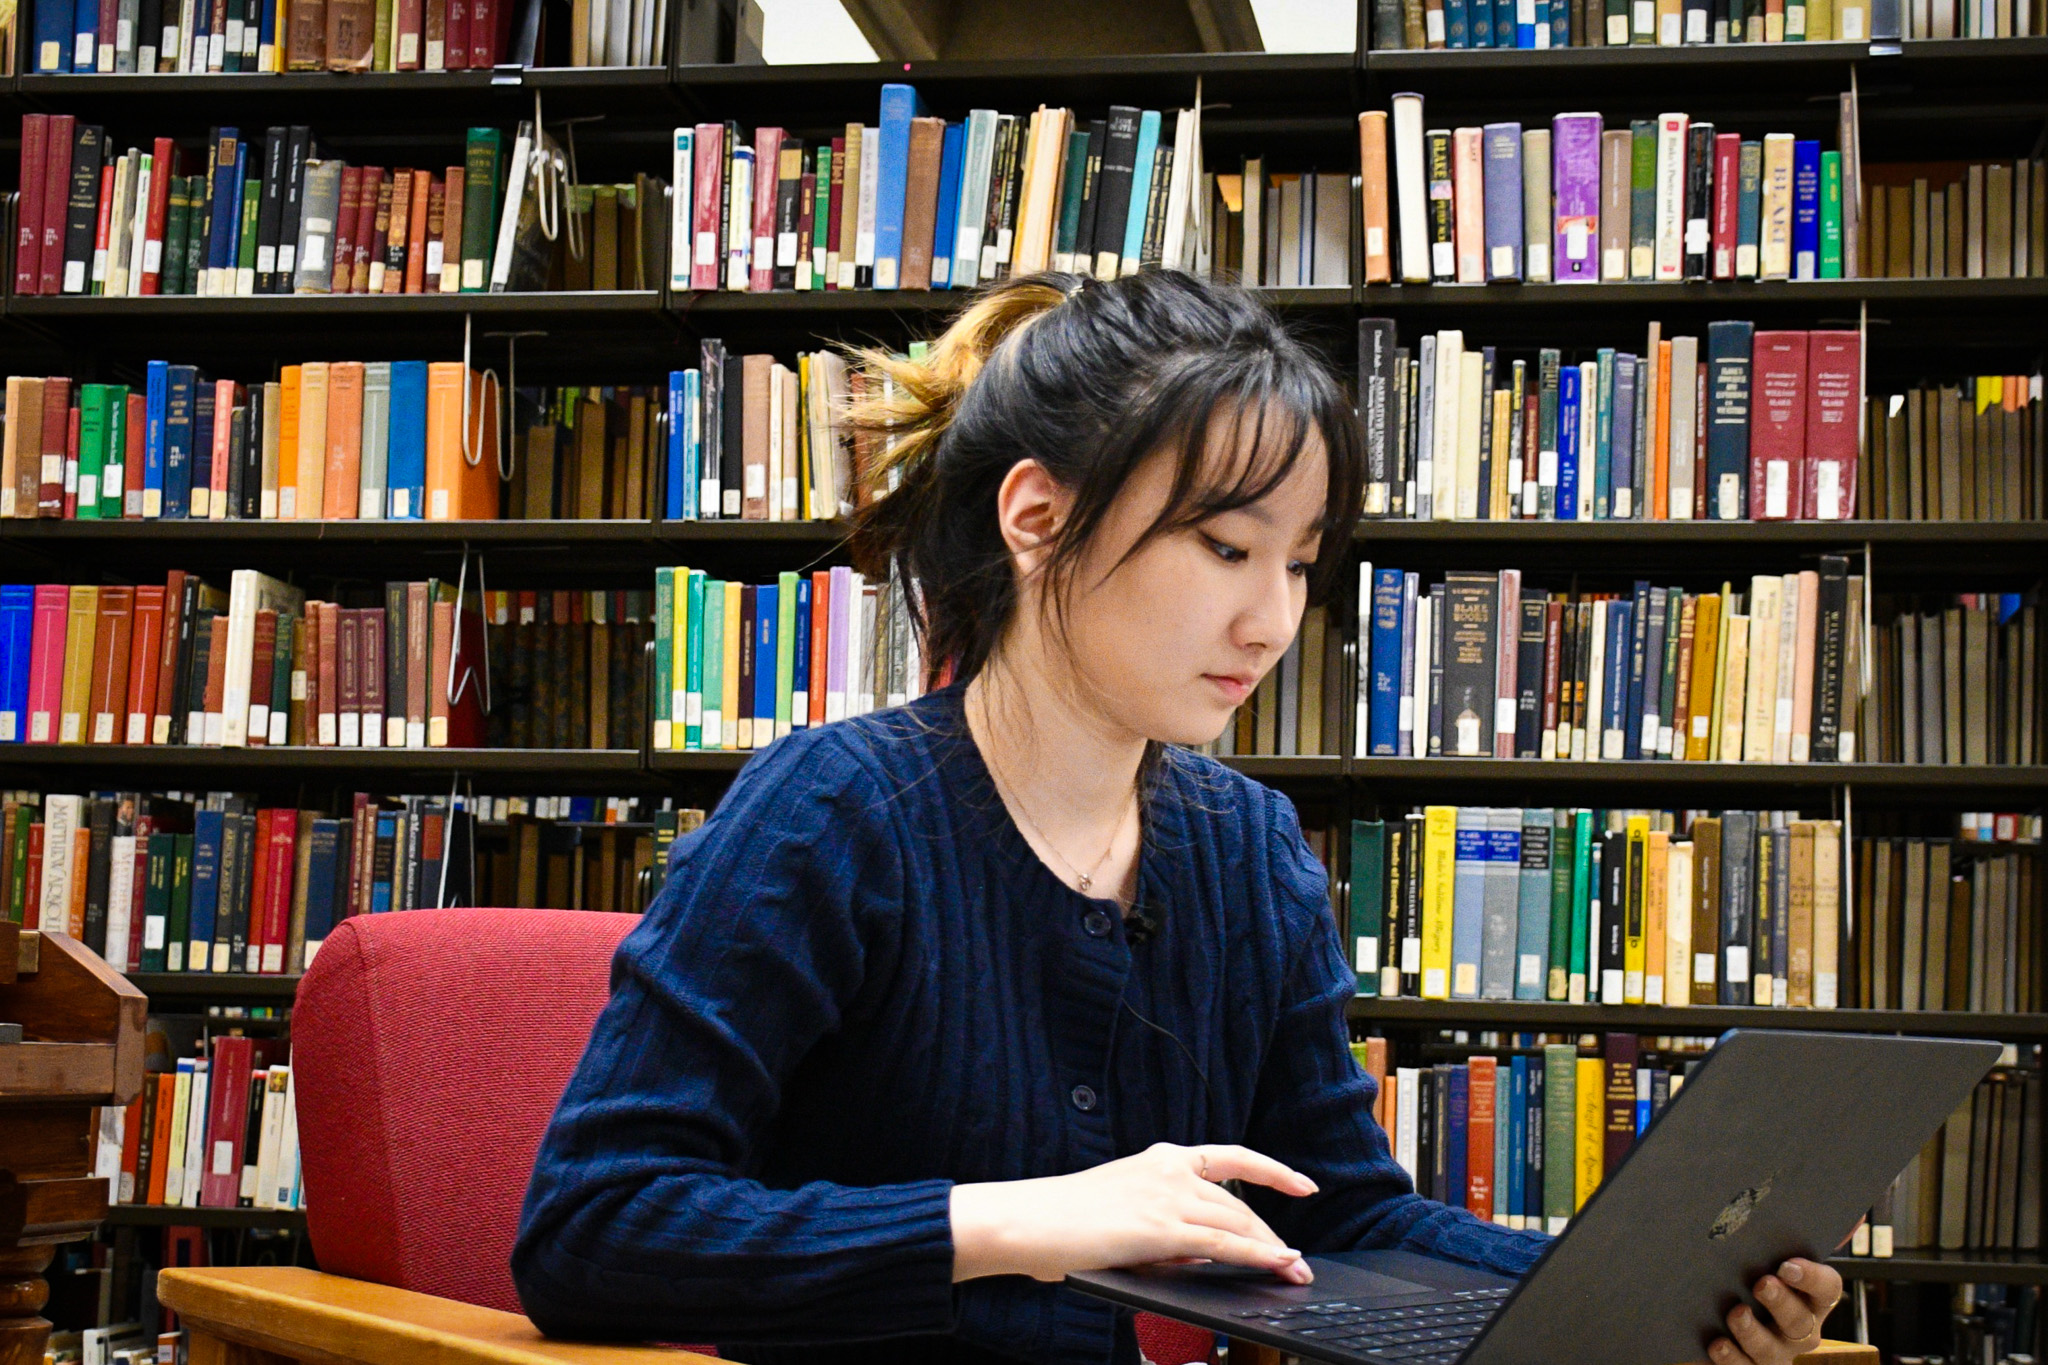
[1725,1302,1783,1365]
[1707,1336,1758,1365]
[1192,1145,1319,1197]
[1186,1225,1312,1281]
[1183,1182,1287,1249]
[1753,1276,1819,1349]
[1778,1258,1844,1321]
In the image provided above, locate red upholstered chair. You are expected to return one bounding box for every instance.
[155,907,1218,1365]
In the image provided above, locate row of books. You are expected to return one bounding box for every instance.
[663,86,1208,294]
[0,573,485,749]
[1884,1050,2042,1251]
[1352,562,1873,764]
[29,0,544,72]
[88,1041,300,1212]
[1901,0,2042,35]
[661,341,855,521]
[1865,159,2048,281]
[1865,380,2044,523]
[1355,98,1862,286]
[1853,836,2040,1014]
[1861,595,2042,767]
[1351,1033,1719,1229]
[649,565,929,751]
[1367,0,1871,47]
[12,117,666,298]
[0,365,499,522]
[481,589,652,751]
[1206,163,1354,291]
[1199,607,1347,759]
[1346,807,1854,1006]
[1354,321,1862,522]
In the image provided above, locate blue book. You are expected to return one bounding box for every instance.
[1705,322,1755,521]
[1639,586,1667,757]
[1603,599,1634,755]
[162,364,197,519]
[1623,580,1650,760]
[791,576,811,728]
[929,121,964,290]
[257,0,276,65]
[386,360,428,517]
[142,360,168,516]
[208,130,242,289]
[1791,139,1821,280]
[1610,354,1638,520]
[302,818,343,956]
[191,379,215,511]
[1516,0,1537,44]
[34,0,71,69]
[1469,0,1492,43]
[1556,365,1580,521]
[1635,1074,1652,1135]
[754,582,777,731]
[228,142,249,276]
[666,371,688,519]
[72,0,93,68]
[1550,0,1570,43]
[1368,568,1405,756]
[1451,809,1488,1000]
[1481,123,1523,281]
[188,809,224,971]
[1445,0,1469,45]
[1445,1066,1469,1208]
[1507,1056,1528,1221]
[0,585,31,742]
[371,811,398,912]
[1525,1055,1545,1221]
[1593,349,1615,518]
[871,83,928,291]
[1496,0,1517,44]
[1119,110,1163,272]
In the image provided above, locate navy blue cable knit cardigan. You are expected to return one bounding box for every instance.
[512,680,1550,1365]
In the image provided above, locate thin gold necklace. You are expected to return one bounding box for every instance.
[986,754,1137,899]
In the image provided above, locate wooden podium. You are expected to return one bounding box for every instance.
[0,921,148,1365]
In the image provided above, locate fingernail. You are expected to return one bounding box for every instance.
[1782,1262,1805,1285]
[1293,1263,1315,1284]
[1734,1308,1753,1328]
[1300,1179,1320,1194]
[1759,1278,1780,1299]
[1280,1248,1302,1260]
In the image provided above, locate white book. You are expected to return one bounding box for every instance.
[1593,599,1618,760]
[1160,108,1197,274]
[1742,575,1782,762]
[1653,114,1688,281]
[181,1061,208,1206]
[1431,330,1462,520]
[951,110,999,290]
[856,126,880,279]
[1240,157,1264,287]
[1664,841,1692,1006]
[1408,591,1432,754]
[766,364,784,522]
[723,147,753,291]
[1667,334,1698,519]
[94,1103,125,1188]
[38,794,80,933]
[220,569,305,748]
[1391,93,1431,284]
[669,127,694,290]
[272,1067,301,1209]
[1394,1066,1421,1182]
[124,156,154,297]
[163,1060,194,1205]
[104,836,136,973]
[781,367,800,518]
[254,1069,288,1210]
[488,123,535,292]
[1771,571,1801,763]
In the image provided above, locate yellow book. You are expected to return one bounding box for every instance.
[1455,351,1484,519]
[1666,840,1693,1007]
[58,584,99,744]
[277,365,301,518]
[1707,579,1734,759]
[1686,593,1720,760]
[1575,1055,1604,1211]
[1623,815,1649,1003]
[1420,805,1459,999]
[1807,0,1833,38]
[721,579,742,751]
[1813,821,1841,1008]
[1717,612,1749,762]
[1788,821,1816,1008]
[1742,575,1781,762]
[295,361,330,520]
[670,567,690,751]
[1644,828,1669,1005]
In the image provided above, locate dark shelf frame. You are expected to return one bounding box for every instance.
[102,1203,307,1230]
[1347,997,2048,1038]
[128,972,301,1001]
[1830,1250,2048,1285]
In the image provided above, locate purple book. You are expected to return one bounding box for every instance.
[827,564,852,715]
[1551,112,1604,283]
[1482,122,1525,282]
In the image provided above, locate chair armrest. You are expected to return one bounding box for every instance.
[157,1266,718,1365]
[1799,1344,1878,1365]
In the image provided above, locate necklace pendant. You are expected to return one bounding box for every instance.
[1077,873,1092,891]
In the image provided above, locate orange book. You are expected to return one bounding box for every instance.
[1651,339,1673,520]
[294,362,330,520]
[68,822,90,937]
[1645,830,1669,1003]
[428,594,454,746]
[323,361,366,519]
[88,585,135,745]
[405,170,432,294]
[151,571,186,746]
[278,366,302,518]
[203,615,230,744]
[124,584,165,744]
[423,363,499,521]
[438,165,465,293]
[145,1071,176,1205]
[1358,111,1393,285]
[1466,1055,1496,1221]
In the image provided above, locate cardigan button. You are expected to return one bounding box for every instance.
[1070,1084,1098,1112]
[1082,909,1113,937]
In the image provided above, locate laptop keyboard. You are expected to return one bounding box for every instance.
[1227,1285,1514,1364]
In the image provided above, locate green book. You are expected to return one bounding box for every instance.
[460,126,505,292]
[166,833,194,973]
[236,168,262,292]
[1546,809,1573,1001]
[372,0,393,69]
[684,569,705,748]
[811,146,832,283]
[183,175,209,297]
[1350,819,1387,997]
[652,567,674,749]
[1053,125,1092,266]
[6,803,34,923]
[1568,810,1594,999]
[161,176,191,295]
[75,384,110,520]
[1628,120,1657,280]
[100,384,129,518]
[776,569,798,733]
[1818,150,1843,280]
[700,579,724,747]
[1593,349,1615,520]
[1542,1043,1579,1232]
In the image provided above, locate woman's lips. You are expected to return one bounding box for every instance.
[1205,673,1254,703]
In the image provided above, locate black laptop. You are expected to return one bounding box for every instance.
[1067,1031,2000,1365]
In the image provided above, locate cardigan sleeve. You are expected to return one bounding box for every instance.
[510,728,961,1345]
[1234,790,1553,1280]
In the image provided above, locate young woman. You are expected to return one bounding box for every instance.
[511,268,1843,1365]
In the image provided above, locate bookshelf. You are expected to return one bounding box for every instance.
[2,20,2042,1356]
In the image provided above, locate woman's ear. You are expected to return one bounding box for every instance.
[994,458,1069,580]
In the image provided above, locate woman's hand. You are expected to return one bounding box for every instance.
[1708,1258,1845,1365]
[950,1142,1319,1286]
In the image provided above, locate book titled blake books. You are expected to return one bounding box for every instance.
[1704,320,1755,521]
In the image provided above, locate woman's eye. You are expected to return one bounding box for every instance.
[1287,560,1310,578]
[1204,535,1248,564]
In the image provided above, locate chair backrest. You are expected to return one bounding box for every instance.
[293,907,637,1314]
[291,905,1214,1365]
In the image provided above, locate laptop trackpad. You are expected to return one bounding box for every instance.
[1170,1260,1438,1304]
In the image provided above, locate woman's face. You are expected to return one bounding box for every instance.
[1050,413,1331,748]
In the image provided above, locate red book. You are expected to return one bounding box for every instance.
[445,0,468,68]
[331,165,362,294]
[352,166,382,292]
[39,114,77,296]
[359,606,384,748]
[247,608,278,747]
[125,811,151,970]
[38,377,70,517]
[1804,331,1860,522]
[336,606,360,746]
[808,569,829,726]
[124,391,146,517]
[1750,330,1809,520]
[262,809,297,973]
[248,807,273,971]
[95,0,116,71]
[16,115,49,296]
[63,402,81,519]
[23,823,44,915]
[1602,1033,1639,1177]
[152,571,187,746]
[1540,598,1564,755]
[825,135,845,290]
[200,1034,254,1207]
[394,0,423,67]
[203,615,229,742]
[690,123,724,291]
[27,584,68,744]
[90,162,116,300]
[747,127,783,293]
[141,137,176,295]
[89,585,135,745]
[210,379,235,513]
[1710,133,1740,281]
[124,585,165,744]
[1466,1056,1496,1222]
[469,0,501,67]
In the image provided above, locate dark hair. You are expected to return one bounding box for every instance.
[843,267,1364,690]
